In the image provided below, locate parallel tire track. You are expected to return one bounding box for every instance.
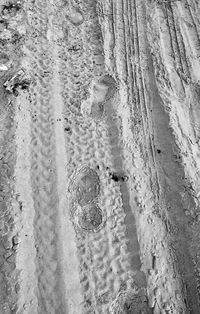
[6,0,200,312]
[100,0,200,312]
[146,1,200,312]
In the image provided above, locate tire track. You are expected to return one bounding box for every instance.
[0,96,19,313]
[146,1,200,312]
[155,5,185,97]
[50,9,85,311]
[122,0,141,131]
[81,9,151,307]
[186,0,200,43]
[115,0,161,205]
[164,2,191,83]
[56,1,150,312]
[165,3,184,74]
[12,0,200,312]
[172,7,191,81]
[25,0,64,312]
[0,3,28,313]
[102,90,150,312]
[57,3,112,311]
[99,0,200,312]
[14,91,38,313]
[82,72,149,311]
[176,1,200,81]
[97,0,154,311]
[159,1,200,306]
[132,0,162,200]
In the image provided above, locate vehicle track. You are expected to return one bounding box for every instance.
[111,0,188,310]
[0,2,27,313]
[56,0,151,312]
[25,0,65,312]
[2,0,200,313]
[146,0,200,311]
[100,0,200,312]
[0,95,18,314]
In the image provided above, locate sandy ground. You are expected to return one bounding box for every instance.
[1,0,200,313]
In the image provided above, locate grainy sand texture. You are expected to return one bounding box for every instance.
[1,0,200,313]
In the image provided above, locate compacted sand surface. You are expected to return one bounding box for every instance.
[1,0,200,313]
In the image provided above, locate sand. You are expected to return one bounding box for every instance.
[1,0,200,313]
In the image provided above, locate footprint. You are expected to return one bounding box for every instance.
[81,75,118,120]
[77,203,103,232]
[68,165,100,206]
[67,7,84,26]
